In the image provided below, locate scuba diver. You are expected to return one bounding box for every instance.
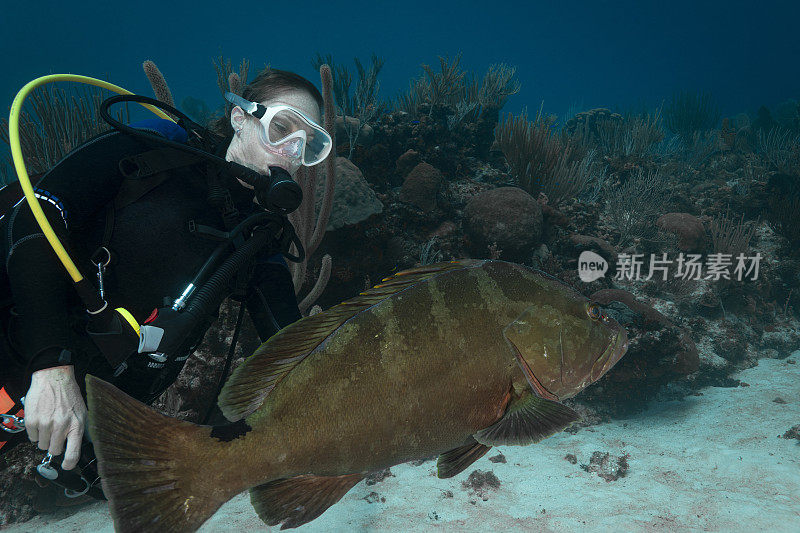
[0,67,332,502]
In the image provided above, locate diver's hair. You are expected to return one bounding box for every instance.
[210,67,324,138]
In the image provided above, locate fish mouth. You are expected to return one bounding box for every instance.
[590,328,628,382]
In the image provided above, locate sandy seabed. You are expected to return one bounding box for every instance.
[5,352,799,533]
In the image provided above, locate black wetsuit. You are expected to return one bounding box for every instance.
[0,125,301,449]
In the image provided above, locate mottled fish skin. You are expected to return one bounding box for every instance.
[214,260,626,493]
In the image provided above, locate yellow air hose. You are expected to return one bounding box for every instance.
[8,74,175,283]
[8,74,176,336]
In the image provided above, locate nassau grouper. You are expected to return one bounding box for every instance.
[86,259,628,531]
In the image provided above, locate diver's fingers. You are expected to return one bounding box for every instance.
[36,420,52,451]
[24,414,39,443]
[62,425,83,471]
[48,422,68,458]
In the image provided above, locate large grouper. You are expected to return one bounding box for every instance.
[86,259,628,531]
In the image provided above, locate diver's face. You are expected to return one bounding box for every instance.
[225,88,322,184]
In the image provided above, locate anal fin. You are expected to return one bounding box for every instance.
[474,393,580,446]
[437,438,492,479]
[250,473,363,530]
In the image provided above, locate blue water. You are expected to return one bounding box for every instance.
[2,0,798,119]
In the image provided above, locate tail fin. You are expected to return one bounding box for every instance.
[86,375,228,532]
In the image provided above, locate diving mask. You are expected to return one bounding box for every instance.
[224,92,332,166]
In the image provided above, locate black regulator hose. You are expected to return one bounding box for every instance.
[98,94,303,215]
[183,228,274,323]
[188,212,273,291]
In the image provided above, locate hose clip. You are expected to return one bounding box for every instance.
[0,413,25,433]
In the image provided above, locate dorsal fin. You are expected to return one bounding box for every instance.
[218,260,485,421]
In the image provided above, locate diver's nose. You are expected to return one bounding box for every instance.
[276,137,303,159]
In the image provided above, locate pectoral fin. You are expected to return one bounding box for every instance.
[473,393,580,446]
[250,473,364,529]
[436,439,492,479]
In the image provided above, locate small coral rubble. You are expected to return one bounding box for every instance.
[365,468,395,485]
[461,470,501,502]
[781,425,800,442]
[580,452,631,482]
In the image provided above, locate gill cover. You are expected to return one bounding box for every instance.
[502,305,562,402]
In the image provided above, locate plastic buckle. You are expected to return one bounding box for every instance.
[0,413,25,433]
[36,453,58,480]
[36,452,92,498]
[64,477,91,498]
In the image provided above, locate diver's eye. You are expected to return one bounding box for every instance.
[587,303,602,320]
[273,122,289,135]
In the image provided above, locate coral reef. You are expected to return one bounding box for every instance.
[494,108,602,205]
[212,55,250,115]
[663,91,720,140]
[462,187,543,262]
[312,53,385,159]
[568,108,663,159]
[142,60,175,108]
[602,167,669,246]
[656,212,706,252]
[399,162,443,212]
[0,84,129,182]
[396,54,520,128]
[313,157,384,230]
[764,172,800,254]
[288,64,337,314]
[0,442,38,525]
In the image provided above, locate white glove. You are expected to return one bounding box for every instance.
[24,365,87,470]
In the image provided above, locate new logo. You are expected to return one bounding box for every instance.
[578,251,608,282]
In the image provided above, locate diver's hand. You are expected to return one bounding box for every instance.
[24,365,87,470]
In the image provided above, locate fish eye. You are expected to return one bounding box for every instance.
[587,303,602,320]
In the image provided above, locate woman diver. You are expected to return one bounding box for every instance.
[0,67,332,501]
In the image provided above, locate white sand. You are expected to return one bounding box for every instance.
[7,352,799,533]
